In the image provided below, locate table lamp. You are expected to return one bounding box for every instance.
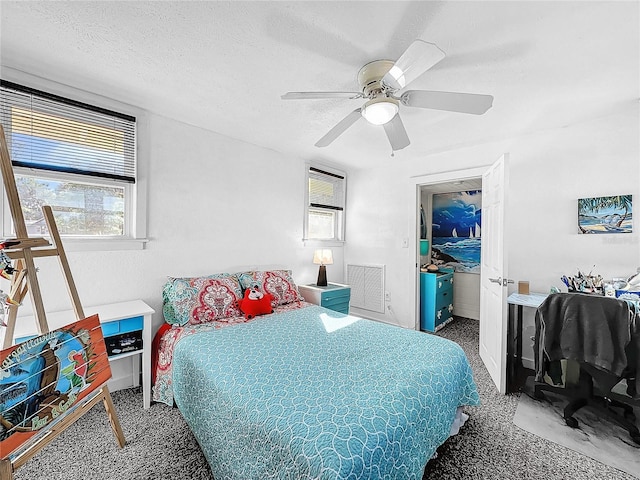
[313,249,333,287]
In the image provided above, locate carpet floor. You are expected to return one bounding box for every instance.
[13,317,637,480]
[513,385,639,477]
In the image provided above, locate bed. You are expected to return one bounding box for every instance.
[152,270,480,479]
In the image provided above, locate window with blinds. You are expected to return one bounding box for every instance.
[0,80,137,238]
[306,166,345,241]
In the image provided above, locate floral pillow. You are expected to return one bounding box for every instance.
[236,270,304,307]
[162,273,243,326]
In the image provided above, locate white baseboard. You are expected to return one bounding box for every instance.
[453,305,480,320]
[108,375,136,392]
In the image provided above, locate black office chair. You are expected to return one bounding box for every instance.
[532,360,640,444]
[532,293,640,444]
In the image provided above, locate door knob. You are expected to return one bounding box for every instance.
[489,277,514,286]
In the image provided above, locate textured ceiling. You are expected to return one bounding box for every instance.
[1,1,638,170]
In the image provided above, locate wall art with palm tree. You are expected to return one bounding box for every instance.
[578,194,632,234]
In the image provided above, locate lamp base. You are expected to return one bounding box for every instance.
[316,265,328,287]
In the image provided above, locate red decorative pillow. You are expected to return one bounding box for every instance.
[237,287,274,319]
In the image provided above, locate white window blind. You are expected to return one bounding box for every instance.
[0,80,136,183]
[309,167,344,211]
[305,165,346,241]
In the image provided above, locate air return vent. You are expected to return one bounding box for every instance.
[346,264,385,313]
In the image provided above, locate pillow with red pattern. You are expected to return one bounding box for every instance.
[237,287,274,319]
[162,273,243,326]
[236,270,304,307]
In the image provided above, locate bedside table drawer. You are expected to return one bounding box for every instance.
[101,315,144,338]
[322,289,350,303]
[324,303,350,315]
[322,297,350,311]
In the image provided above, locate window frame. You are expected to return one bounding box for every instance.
[304,164,346,243]
[0,72,147,251]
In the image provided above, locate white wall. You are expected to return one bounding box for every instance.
[0,72,345,337]
[345,102,640,333]
[142,113,346,328]
[451,272,481,320]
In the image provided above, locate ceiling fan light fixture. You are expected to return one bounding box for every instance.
[361,97,399,125]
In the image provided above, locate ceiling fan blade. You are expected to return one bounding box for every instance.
[383,114,410,151]
[282,92,363,100]
[401,90,494,115]
[315,109,362,147]
[382,40,446,91]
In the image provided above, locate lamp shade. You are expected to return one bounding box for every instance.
[361,98,399,125]
[313,249,333,265]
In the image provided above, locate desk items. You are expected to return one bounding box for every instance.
[560,268,603,295]
[518,281,530,295]
[561,267,640,302]
[614,270,640,302]
[420,263,439,273]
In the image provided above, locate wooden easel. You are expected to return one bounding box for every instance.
[0,125,125,479]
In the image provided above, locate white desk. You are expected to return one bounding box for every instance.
[507,292,548,393]
[9,300,155,409]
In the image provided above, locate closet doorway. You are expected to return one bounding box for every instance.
[410,155,510,393]
[419,178,483,321]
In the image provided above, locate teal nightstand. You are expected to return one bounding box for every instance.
[298,283,351,314]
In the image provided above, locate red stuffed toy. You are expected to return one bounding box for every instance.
[238,287,273,319]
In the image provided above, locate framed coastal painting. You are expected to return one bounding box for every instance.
[431,190,482,273]
[0,315,112,460]
[578,194,632,234]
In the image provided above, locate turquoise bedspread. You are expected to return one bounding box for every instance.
[173,305,479,479]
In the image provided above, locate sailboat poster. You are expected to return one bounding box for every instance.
[431,190,482,273]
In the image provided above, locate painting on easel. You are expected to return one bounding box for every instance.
[0,314,111,459]
[578,194,633,234]
[0,124,124,477]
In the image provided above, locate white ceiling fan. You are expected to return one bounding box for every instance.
[282,40,494,152]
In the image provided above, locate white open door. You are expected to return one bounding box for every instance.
[479,153,509,393]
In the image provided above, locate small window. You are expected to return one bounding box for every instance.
[1,80,136,240]
[305,166,345,241]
